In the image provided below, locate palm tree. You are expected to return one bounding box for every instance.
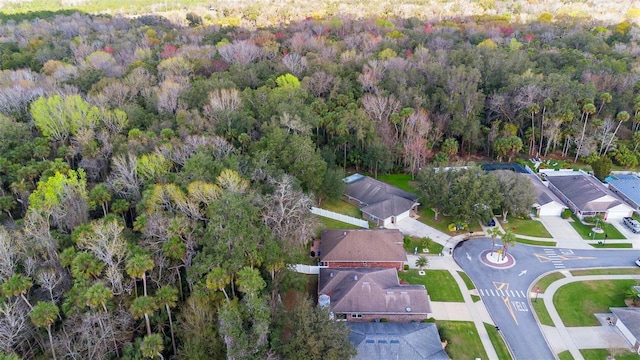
[206,267,230,301]
[85,283,119,357]
[2,274,33,310]
[71,252,105,280]
[130,296,158,337]
[603,111,630,155]
[29,301,59,360]
[155,286,178,356]
[575,102,597,163]
[140,333,164,359]
[500,229,517,259]
[415,256,429,271]
[126,253,154,297]
[487,227,503,255]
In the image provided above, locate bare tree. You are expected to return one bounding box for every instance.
[0,226,17,282]
[217,40,262,65]
[0,298,30,354]
[107,153,141,202]
[282,53,308,77]
[302,71,334,98]
[262,175,318,249]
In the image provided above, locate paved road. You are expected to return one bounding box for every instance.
[453,237,640,360]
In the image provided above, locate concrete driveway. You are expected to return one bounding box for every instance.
[385,217,451,246]
[609,218,640,247]
[537,216,592,249]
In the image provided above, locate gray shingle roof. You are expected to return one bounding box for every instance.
[320,229,407,263]
[318,268,430,315]
[344,175,419,219]
[526,174,565,207]
[607,175,640,208]
[610,307,640,341]
[546,173,626,211]
[348,322,450,360]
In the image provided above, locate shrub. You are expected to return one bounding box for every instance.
[403,264,409,271]
[561,209,572,219]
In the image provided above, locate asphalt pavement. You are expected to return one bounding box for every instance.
[395,216,640,360]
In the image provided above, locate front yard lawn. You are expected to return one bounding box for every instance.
[581,349,640,360]
[398,269,464,302]
[484,323,512,360]
[554,280,637,326]
[516,237,557,247]
[417,206,483,234]
[376,173,415,192]
[569,215,626,240]
[320,198,362,218]
[503,216,552,238]
[438,321,488,360]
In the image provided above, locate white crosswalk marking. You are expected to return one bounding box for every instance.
[479,289,527,298]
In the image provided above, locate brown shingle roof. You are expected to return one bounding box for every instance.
[320,229,407,263]
[318,268,431,315]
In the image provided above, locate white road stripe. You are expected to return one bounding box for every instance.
[479,289,485,296]
[490,289,495,296]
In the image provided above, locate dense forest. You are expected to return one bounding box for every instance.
[0,7,640,359]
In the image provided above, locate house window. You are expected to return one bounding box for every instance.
[351,313,362,318]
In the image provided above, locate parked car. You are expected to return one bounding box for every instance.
[622,217,640,233]
[487,219,496,227]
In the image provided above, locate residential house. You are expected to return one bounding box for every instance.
[606,174,640,211]
[610,307,640,353]
[348,322,450,360]
[527,173,568,217]
[343,174,419,226]
[318,267,431,322]
[543,171,634,221]
[319,229,407,270]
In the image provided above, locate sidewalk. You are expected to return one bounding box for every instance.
[407,254,500,360]
[539,274,640,359]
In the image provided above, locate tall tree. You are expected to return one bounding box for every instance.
[575,102,597,162]
[491,170,535,222]
[29,301,59,360]
[417,167,452,221]
[603,111,630,155]
[140,333,164,359]
[591,156,612,182]
[155,286,178,356]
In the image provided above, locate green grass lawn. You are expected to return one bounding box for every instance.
[320,198,362,218]
[503,216,553,238]
[557,350,575,360]
[571,268,640,276]
[403,236,444,255]
[531,297,553,326]
[417,206,483,234]
[438,321,488,360]
[483,323,512,360]
[569,215,626,240]
[554,280,637,326]
[533,272,567,292]
[398,270,464,302]
[376,173,415,192]
[516,237,557,247]
[581,349,640,360]
[457,271,476,290]
[316,216,360,231]
[591,243,633,248]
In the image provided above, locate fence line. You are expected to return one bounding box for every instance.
[290,264,326,274]
[310,207,369,228]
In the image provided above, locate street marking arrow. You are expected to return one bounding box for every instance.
[518,270,527,276]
